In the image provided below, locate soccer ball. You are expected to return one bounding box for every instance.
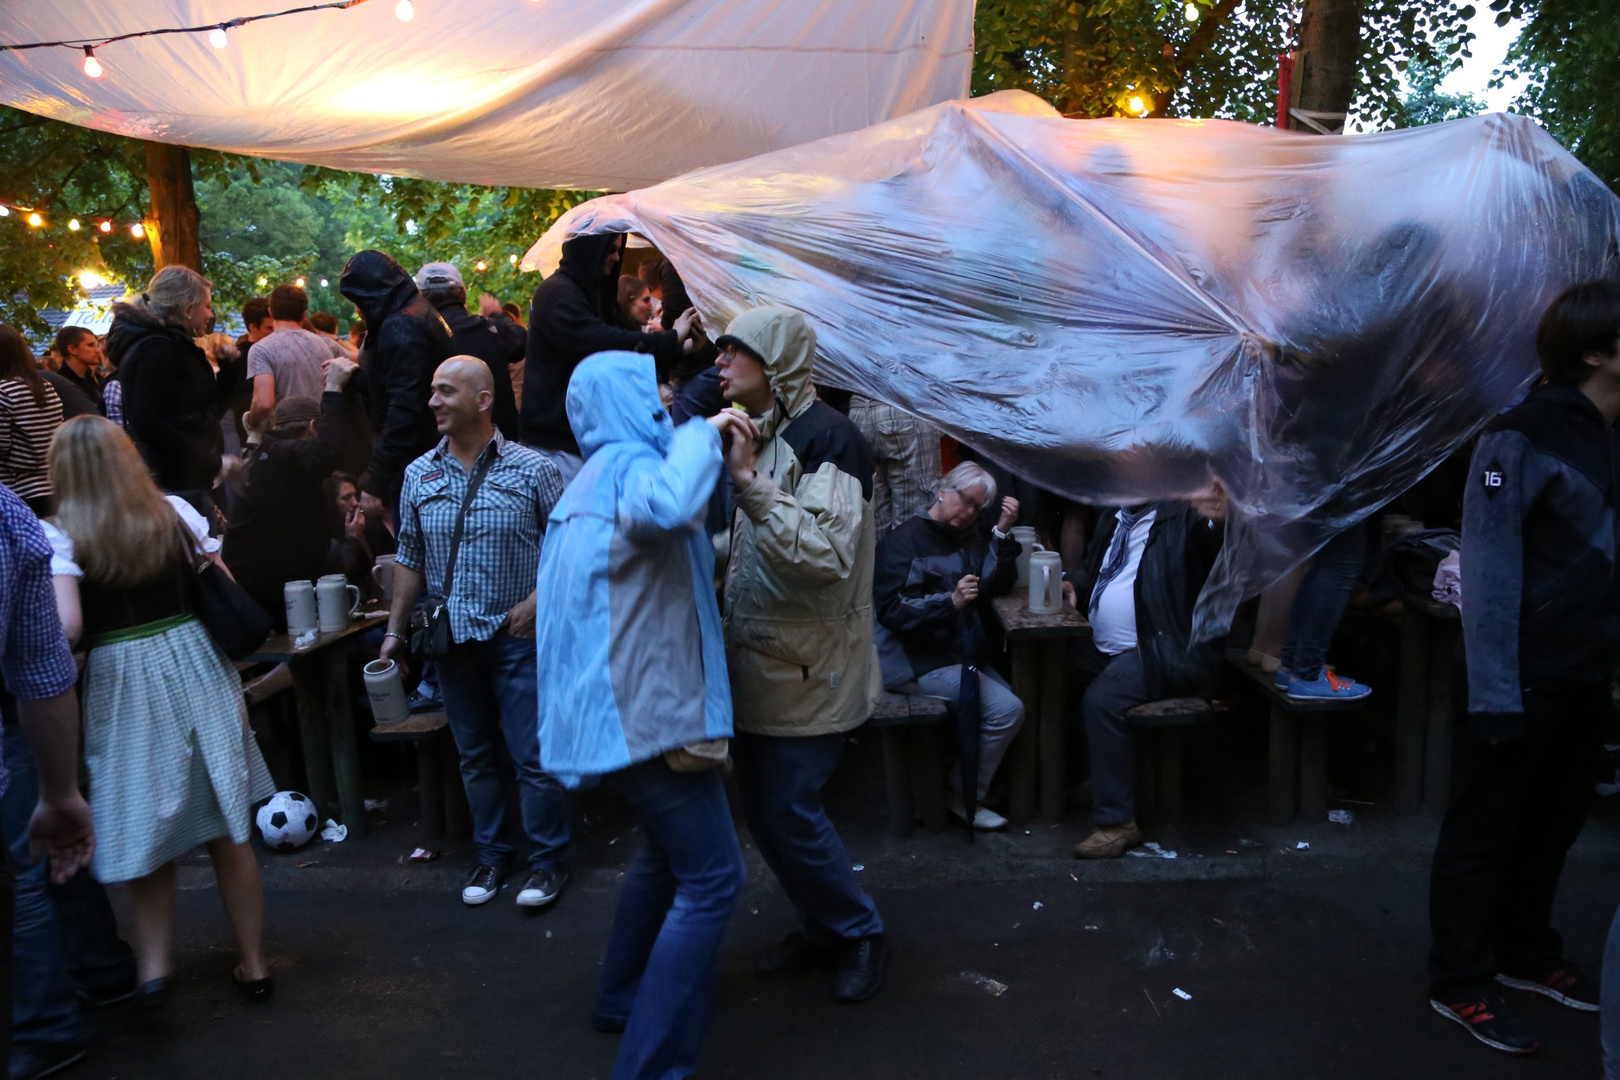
[256,791,319,851]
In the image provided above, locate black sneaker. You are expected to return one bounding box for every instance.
[754,930,833,979]
[461,864,503,906]
[8,1040,89,1080]
[832,934,886,1003]
[75,976,136,1009]
[1497,961,1601,1012]
[1430,993,1542,1055]
[515,869,567,909]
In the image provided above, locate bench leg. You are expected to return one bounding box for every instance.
[1394,608,1429,815]
[1038,639,1068,822]
[1007,642,1039,826]
[416,737,446,840]
[1423,623,1457,814]
[880,727,915,836]
[1135,733,1160,822]
[1159,729,1184,823]
[1299,720,1328,823]
[441,734,471,840]
[289,656,339,822]
[320,649,367,837]
[1268,703,1298,826]
[914,726,949,833]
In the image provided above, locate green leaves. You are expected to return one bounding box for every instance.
[1501,0,1620,189]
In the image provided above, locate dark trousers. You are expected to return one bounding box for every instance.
[438,631,570,871]
[732,732,883,943]
[1068,640,1155,827]
[1279,526,1365,679]
[596,760,745,1080]
[1428,682,1606,998]
[1,726,88,1051]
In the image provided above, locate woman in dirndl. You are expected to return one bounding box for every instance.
[47,414,276,1009]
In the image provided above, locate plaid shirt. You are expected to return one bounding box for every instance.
[397,432,563,644]
[103,378,124,427]
[0,484,80,797]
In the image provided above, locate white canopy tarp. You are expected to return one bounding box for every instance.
[524,91,1620,632]
[0,0,972,190]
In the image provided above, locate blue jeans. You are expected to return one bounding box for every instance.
[437,631,569,871]
[731,732,883,943]
[1279,526,1366,679]
[1,725,88,1051]
[596,760,745,1080]
[1068,644,1156,827]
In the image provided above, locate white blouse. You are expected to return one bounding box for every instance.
[42,495,220,577]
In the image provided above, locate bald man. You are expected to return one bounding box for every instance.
[384,355,574,909]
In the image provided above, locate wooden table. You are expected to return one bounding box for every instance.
[247,610,389,834]
[1394,593,1460,815]
[991,588,1090,824]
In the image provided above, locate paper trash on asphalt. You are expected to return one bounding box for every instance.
[320,819,347,843]
[1127,842,1179,859]
[1173,988,1193,1001]
[961,972,1009,997]
[1328,809,1354,825]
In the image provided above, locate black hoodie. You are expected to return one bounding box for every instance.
[520,233,683,454]
[340,250,453,500]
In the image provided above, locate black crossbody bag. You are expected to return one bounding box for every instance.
[410,453,495,658]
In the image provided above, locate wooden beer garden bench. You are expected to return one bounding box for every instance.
[368,710,470,842]
[867,690,950,836]
[1126,697,1228,822]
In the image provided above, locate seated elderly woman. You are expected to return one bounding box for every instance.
[873,461,1025,829]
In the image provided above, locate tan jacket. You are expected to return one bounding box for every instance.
[720,307,878,736]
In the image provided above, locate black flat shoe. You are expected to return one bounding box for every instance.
[233,968,274,1004]
[134,977,170,1012]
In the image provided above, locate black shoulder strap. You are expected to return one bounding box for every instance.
[440,448,496,599]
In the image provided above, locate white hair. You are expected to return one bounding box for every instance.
[937,461,997,509]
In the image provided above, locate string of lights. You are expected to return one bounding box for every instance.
[0,200,147,237]
[0,0,434,80]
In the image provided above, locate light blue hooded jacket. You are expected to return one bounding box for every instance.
[534,351,731,786]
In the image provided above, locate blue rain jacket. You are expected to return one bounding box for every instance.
[534,351,730,785]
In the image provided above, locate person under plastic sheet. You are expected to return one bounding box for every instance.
[1428,281,1620,1058]
[872,461,1025,830]
[1063,490,1227,860]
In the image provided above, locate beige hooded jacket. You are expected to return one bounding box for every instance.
[719,307,878,736]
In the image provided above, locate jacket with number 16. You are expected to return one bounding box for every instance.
[720,308,878,737]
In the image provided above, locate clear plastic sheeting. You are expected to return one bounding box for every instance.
[0,0,972,190]
[523,91,1620,635]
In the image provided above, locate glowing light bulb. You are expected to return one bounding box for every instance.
[1127,96,1147,115]
[27,213,43,227]
[257,276,268,287]
[508,254,518,265]
[0,206,8,218]
[210,26,229,48]
[68,218,81,231]
[319,278,329,287]
[295,277,306,288]
[130,222,145,238]
[98,220,111,233]
[80,270,105,288]
[82,47,102,79]
[395,0,414,21]
[1185,1,1200,19]
[475,260,488,272]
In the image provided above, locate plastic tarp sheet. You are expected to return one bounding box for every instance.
[0,0,972,190]
[523,91,1620,634]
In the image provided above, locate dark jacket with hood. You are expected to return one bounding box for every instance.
[1074,501,1225,698]
[107,301,243,494]
[340,251,453,500]
[435,302,522,440]
[1461,380,1620,738]
[220,391,352,628]
[874,514,1020,682]
[521,233,683,454]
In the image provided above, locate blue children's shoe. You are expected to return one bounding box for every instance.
[1278,668,1371,702]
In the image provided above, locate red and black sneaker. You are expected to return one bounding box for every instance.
[1497,961,1601,1012]
[1430,993,1542,1055]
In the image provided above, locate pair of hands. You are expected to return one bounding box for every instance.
[949,498,1025,608]
[707,407,762,486]
[377,595,539,682]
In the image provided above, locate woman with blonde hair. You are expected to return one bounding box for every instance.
[47,415,275,1010]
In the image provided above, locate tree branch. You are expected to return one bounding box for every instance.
[1155,0,1246,113]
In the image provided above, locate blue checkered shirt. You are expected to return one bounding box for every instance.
[397,433,563,644]
[103,378,124,427]
[0,484,80,797]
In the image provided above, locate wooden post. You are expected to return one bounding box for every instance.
[143,140,202,271]
[1007,642,1040,825]
[913,726,949,833]
[1159,730,1185,822]
[1287,0,1362,134]
[442,735,471,840]
[1268,703,1299,826]
[289,657,339,821]
[416,736,446,840]
[1299,720,1328,822]
[320,649,367,836]
[879,727,915,836]
[1394,608,1429,814]
[1038,639,1068,821]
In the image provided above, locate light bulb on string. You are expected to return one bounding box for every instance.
[295,277,306,287]
[1126,95,1147,116]
[68,218,81,231]
[27,213,43,227]
[475,260,488,273]
[508,254,518,265]
[257,276,268,287]
[0,206,10,218]
[130,222,144,238]
[395,0,415,21]
[82,47,102,79]
[319,278,329,287]
[1184,2,1200,20]
[210,26,229,48]
[98,220,112,233]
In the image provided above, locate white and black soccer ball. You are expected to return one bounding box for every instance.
[256,791,319,851]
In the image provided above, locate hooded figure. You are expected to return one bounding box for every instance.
[520,233,686,458]
[339,250,452,501]
[534,351,730,784]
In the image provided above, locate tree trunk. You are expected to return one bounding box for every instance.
[1288,0,1363,133]
[143,141,202,270]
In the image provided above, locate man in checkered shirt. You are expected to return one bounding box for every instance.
[0,483,97,1057]
[381,358,571,911]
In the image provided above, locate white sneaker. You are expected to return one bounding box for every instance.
[947,792,1008,831]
